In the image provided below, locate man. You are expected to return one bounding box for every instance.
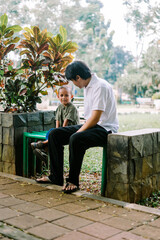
[36,61,119,193]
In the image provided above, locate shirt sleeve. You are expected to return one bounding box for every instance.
[55,105,61,121]
[92,86,109,111]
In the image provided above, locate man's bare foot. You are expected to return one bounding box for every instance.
[63,182,79,194]
[35,176,52,184]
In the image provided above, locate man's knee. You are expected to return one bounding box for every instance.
[69,132,83,146]
[48,128,62,140]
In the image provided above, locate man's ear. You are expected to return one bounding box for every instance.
[76,75,80,81]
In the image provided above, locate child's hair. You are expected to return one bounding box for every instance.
[58,85,72,95]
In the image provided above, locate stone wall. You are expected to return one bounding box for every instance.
[0,111,55,176]
[106,128,160,203]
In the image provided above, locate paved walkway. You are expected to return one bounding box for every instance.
[0,173,160,240]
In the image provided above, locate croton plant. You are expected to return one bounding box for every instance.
[0,13,78,112]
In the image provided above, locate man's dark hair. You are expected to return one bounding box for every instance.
[65,61,91,81]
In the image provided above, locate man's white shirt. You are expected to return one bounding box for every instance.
[84,73,119,133]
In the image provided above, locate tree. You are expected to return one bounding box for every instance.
[0,0,115,79]
[123,0,160,65]
[104,46,133,84]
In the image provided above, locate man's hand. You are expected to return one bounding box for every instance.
[77,110,103,132]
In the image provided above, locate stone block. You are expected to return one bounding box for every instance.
[108,157,129,183]
[27,125,43,132]
[2,145,15,163]
[14,127,27,146]
[141,177,153,199]
[106,181,129,202]
[13,113,27,127]
[1,113,13,127]
[108,134,129,160]
[43,111,55,125]
[129,158,142,182]
[0,161,3,171]
[2,127,14,145]
[153,153,160,173]
[2,162,16,174]
[0,144,2,161]
[129,181,142,203]
[0,126,2,144]
[155,174,160,189]
[27,112,43,127]
[43,123,55,131]
[142,156,153,179]
[129,129,160,158]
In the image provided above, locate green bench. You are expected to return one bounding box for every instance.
[23,131,107,196]
[23,131,48,177]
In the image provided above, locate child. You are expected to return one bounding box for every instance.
[31,85,80,161]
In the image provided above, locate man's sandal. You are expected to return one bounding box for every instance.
[63,182,79,194]
[35,176,52,184]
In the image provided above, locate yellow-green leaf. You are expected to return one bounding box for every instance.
[40,90,48,95]
[24,27,34,35]
[4,30,14,38]
[59,25,67,44]
[11,37,20,43]
[33,26,40,42]
[1,14,8,27]
[53,34,63,46]
[7,25,22,32]
[20,50,32,56]
[23,32,31,40]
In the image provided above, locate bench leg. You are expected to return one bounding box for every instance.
[101,145,107,196]
[23,134,28,177]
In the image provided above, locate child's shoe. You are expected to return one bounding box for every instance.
[31,141,44,150]
[33,149,48,162]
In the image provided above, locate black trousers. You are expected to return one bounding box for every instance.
[48,124,111,187]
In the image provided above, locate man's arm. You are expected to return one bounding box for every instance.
[77,110,103,132]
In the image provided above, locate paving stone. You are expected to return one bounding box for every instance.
[16,192,46,202]
[31,208,68,221]
[0,197,26,207]
[1,237,14,240]
[76,209,112,221]
[54,215,93,230]
[101,216,140,230]
[33,197,71,208]
[79,222,121,239]
[54,202,90,214]
[27,222,70,239]
[55,231,100,240]
[107,231,149,240]
[0,178,14,185]
[1,188,27,196]
[131,224,160,239]
[5,214,45,230]
[11,202,46,213]
[75,199,104,209]
[0,193,8,199]
[99,205,131,216]
[0,221,40,240]
[148,217,160,227]
[0,208,23,220]
[120,210,156,223]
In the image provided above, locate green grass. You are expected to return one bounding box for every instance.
[118,113,160,132]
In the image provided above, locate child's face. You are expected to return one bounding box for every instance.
[58,88,72,106]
